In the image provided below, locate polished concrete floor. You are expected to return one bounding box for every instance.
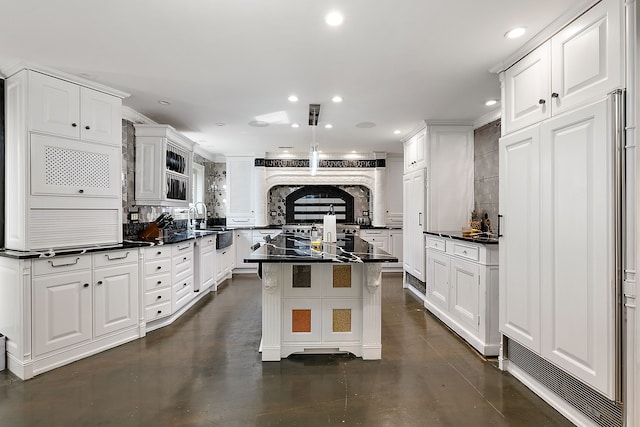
[0,273,573,426]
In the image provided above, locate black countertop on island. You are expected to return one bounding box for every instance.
[424,231,499,245]
[244,233,398,264]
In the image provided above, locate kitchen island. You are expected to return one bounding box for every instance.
[245,233,397,361]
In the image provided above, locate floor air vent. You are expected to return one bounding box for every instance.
[507,339,623,427]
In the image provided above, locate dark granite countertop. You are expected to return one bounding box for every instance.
[424,231,499,245]
[244,233,398,264]
[0,229,222,259]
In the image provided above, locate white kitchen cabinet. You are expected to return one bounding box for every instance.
[227,156,255,226]
[172,241,194,313]
[359,229,389,252]
[425,236,499,356]
[33,258,93,357]
[195,235,216,292]
[385,155,404,226]
[234,229,256,273]
[134,124,195,207]
[388,229,403,269]
[503,0,622,135]
[403,169,426,283]
[403,128,426,172]
[28,70,122,145]
[500,97,615,398]
[498,125,542,353]
[216,244,235,286]
[92,250,139,338]
[402,123,474,291]
[540,98,614,398]
[142,246,173,323]
[4,68,127,251]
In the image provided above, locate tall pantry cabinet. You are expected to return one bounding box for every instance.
[4,67,128,251]
[402,123,474,289]
[499,0,623,401]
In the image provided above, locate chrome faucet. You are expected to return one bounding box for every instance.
[193,202,208,229]
[182,206,198,230]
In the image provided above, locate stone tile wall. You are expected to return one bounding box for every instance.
[473,119,500,233]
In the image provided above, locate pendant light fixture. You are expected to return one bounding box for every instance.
[308,104,321,176]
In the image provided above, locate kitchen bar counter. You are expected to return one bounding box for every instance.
[249,233,391,362]
[244,233,398,264]
[424,230,499,245]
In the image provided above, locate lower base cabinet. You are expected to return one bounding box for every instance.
[425,235,499,356]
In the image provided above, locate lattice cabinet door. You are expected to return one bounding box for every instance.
[30,133,121,199]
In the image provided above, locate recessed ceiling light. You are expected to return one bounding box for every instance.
[393,130,401,135]
[325,11,344,26]
[351,150,357,153]
[216,122,226,126]
[291,123,300,128]
[283,150,289,153]
[158,100,171,105]
[332,96,343,103]
[288,95,299,102]
[485,99,498,106]
[505,27,526,39]
[325,124,333,129]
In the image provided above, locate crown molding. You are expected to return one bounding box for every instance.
[474,108,501,129]
[489,0,600,74]
[122,106,156,125]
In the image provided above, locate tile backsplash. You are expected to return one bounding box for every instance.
[473,119,500,232]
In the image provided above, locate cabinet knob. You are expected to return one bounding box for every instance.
[157,310,162,314]
[157,266,162,270]
[79,189,84,194]
[183,283,187,287]
[157,295,162,300]
[83,283,89,288]
[157,251,162,255]
[71,123,77,127]
[183,257,187,261]
[538,99,546,105]
[551,92,559,98]
[157,280,162,285]
[85,125,91,130]
[97,281,103,285]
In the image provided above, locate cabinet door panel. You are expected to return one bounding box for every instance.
[200,246,216,290]
[450,259,480,332]
[33,271,92,356]
[551,0,622,115]
[499,125,541,352]
[503,42,551,134]
[28,71,80,139]
[427,251,450,311]
[540,98,613,398]
[80,87,122,145]
[94,264,139,337]
[30,133,121,198]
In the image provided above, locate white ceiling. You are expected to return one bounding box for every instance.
[0,0,583,156]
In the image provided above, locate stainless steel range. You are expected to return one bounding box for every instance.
[282,224,360,236]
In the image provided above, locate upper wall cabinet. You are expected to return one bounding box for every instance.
[226,156,255,226]
[4,68,127,251]
[28,70,122,145]
[403,129,426,173]
[502,0,622,134]
[134,125,195,207]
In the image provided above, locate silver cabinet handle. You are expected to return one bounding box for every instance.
[49,257,80,267]
[106,251,130,261]
[178,244,191,251]
[418,212,422,226]
[498,214,504,237]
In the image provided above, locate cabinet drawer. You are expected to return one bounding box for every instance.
[426,237,446,252]
[145,258,172,276]
[32,254,91,276]
[144,272,172,291]
[93,249,136,268]
[450,243,479,261]
[171,241,193,256]
[145,287,172,307]
[145,301,171,321]
[173,254,193,280]
[144,246,172,260]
